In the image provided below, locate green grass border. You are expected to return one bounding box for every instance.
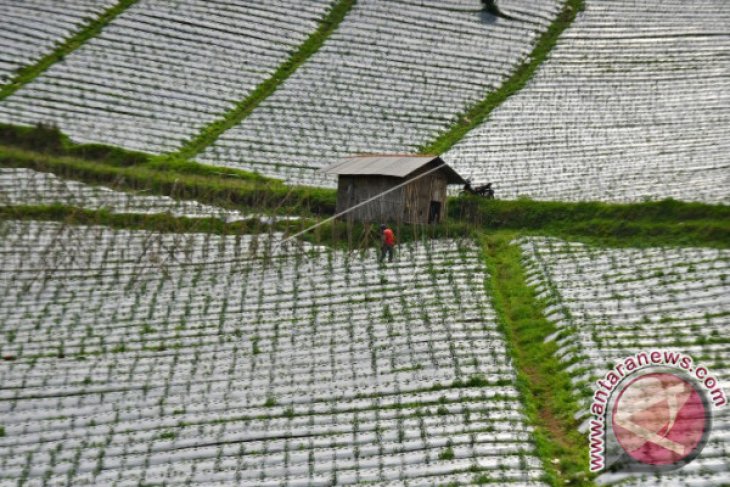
[0,204,295,237]
[420,0,585,154]
[0,144,336,215]
[174,0,357,159]
[452,197,730,249]
[0,0,139,101]
[4,144,728,249]
[2,125,728,249]
[3,142,728,249]
[480,232,595,486]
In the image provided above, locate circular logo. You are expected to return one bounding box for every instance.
[611,372,709,466]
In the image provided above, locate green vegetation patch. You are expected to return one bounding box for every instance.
[0,205,296,237]
[0,123,149,166]
[453,196,730,249]
[480,232,594,486]
[0,141,336,216]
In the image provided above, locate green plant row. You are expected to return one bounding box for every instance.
[0,205,287,236]
[480,233,594,487]
[0,204,480,260]
[0,143,337,215]
[2,127,728,248]
[452,196,730,248]
[174,0,358,159]
[420,0,586,154]
[0,0,139,101]
[451,195,730,224]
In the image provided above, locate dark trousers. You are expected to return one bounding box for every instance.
[380,244,394,262]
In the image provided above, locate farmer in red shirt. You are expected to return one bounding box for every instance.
[380,224,395,262]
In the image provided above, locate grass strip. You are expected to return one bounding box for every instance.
[3,133,728,248]
[0,145,336,215]
[174,0,357,159]
[0,0,139,101]
[451,196,730,223]
[480,232,594,486]
[0,205,291,237]
[4,144,728,249]
[420,0,585,154]
[539,218,730,249]
[453,197,730,248]
[0,123,267,180]
[0,123,152,166]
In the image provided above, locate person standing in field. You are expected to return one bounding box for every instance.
[379,224,395,263]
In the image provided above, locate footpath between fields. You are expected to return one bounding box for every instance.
[481,232,595,486]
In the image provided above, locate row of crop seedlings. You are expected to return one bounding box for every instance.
[0,0,117,85]
[518,237,730,486]
[198,0,565,187]
[0,220,546,486]
[0,0,339,154]
[0,167,253,221]
[444,0,730,204]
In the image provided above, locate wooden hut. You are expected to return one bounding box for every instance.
[321,155,466,224]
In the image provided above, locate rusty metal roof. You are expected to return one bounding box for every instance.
[321,155,466,184]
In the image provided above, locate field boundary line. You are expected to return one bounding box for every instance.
[480,232,595,486]
[0,144,337,215]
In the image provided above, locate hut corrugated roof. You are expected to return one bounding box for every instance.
[321,155,465,184]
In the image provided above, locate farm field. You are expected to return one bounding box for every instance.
[0,0,726,204]
[518,237,730,485]
[0,0,565,187]
[0,0,728,484]
[444,0,730,203]
[0,167,252,221]
[0,223,547,486]
[198,0,564,186]
[0,0,340,153]
[0,0,116,85]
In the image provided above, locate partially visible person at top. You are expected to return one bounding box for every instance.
[379,224,395,263]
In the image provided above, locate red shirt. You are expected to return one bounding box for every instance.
[383,228,395,246]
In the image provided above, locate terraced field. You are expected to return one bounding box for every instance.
[198,0,564,186]
[0,0,565,186]
[0,0,728,485]
[444,0,730,203]
[0,167,250,221]
[519,237,730,485]
[0,0,116,85]
[0,224,546,486]
[0,0,340,152]
[0,0,726,204]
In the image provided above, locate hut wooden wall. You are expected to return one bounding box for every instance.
[335,162,450,224]
[336,175,404,222]
[403,171,448,224]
